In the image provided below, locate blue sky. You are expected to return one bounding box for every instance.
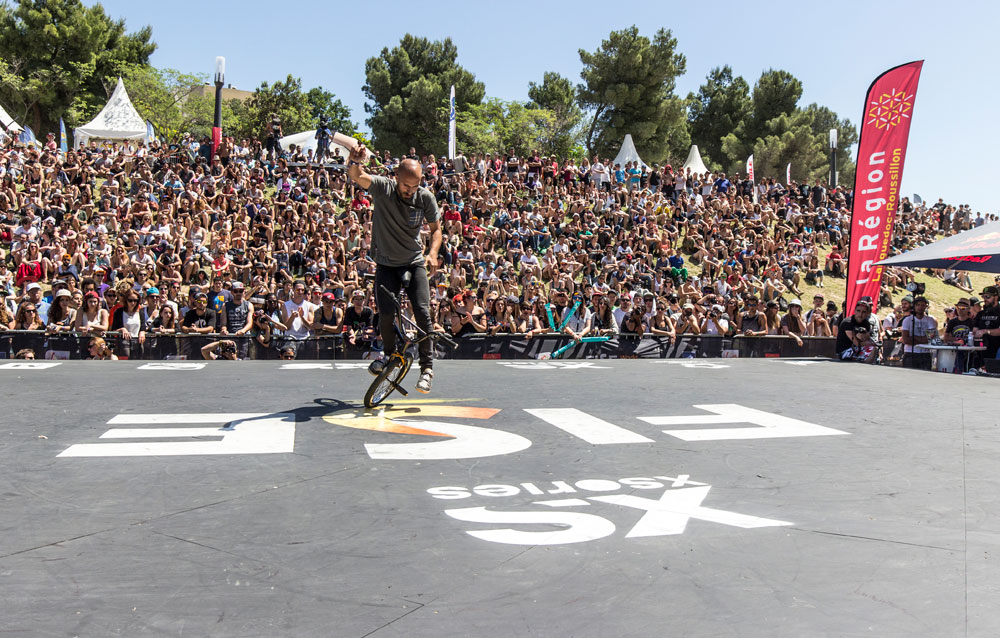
[92,0,997,212]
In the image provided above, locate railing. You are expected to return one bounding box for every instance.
[0,330,839,361]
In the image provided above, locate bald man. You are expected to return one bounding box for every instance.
[347,144,442,393]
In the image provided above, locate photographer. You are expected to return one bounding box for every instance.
[675,302,702,336]
[201,339,239,360]
[265,114,283,162]
[700,303,729,336]
[252,294,289,359]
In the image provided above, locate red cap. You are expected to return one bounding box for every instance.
[322,292,335,301]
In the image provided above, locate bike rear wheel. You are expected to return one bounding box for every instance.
[364,353,413,408]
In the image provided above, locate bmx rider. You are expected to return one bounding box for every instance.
[346,144,441,393]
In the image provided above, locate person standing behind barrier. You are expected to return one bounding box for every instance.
[180,291,216,359]
[900,296,936,370]
[343,288,375,357]
[314,292,344,357]
[737,296,767,337]
[220,281,253,359]
[110,290,146,359]
[973,285,1000,360]
[282,280,315,357]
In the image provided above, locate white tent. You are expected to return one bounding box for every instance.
[279,130,351,162]
[682,144,709,176]
[73,78,148,148]
[612,134,647,169]
[0,102,23,135]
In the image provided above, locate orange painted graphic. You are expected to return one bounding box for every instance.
[324,404,501,437]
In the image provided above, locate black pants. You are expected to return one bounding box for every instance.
[902,352,932,370]
[375,263,434,370]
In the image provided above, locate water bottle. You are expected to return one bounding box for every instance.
[967,331,974,347]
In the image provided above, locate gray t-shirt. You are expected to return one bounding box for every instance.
[367,175,439,267]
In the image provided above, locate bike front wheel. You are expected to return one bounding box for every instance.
[364,353,413,408]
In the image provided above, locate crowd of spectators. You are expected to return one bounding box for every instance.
[0,129,997,362]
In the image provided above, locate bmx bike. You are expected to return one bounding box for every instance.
[364,273,457,408]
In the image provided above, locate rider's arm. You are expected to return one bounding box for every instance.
[346,145,372,190]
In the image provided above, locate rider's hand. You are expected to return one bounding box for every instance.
[349,143,367,164]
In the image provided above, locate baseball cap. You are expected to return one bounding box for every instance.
[322,292,335,301]
[352,288,366,298]
[683,303,695,310]
[26,282,41,292]
[146,286,160,296]
[231,282,245,290]
[54,289,72,299]
[956,298,971,307]
[788,298,802,307]
[981,285,999,296]
[970,296,981,305]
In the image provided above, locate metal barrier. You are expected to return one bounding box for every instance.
[0,330,838,361]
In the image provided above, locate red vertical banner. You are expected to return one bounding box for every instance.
[211,126,222,157]
[846,61,923,311]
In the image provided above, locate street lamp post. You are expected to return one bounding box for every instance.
[829,128,837,188]
[212,56,225,157]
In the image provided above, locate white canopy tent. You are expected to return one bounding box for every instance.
[682,144,709,176]
[612,134,647,169]
[0,102,23,135]
[73,78,149,148]
[279,130,351,162]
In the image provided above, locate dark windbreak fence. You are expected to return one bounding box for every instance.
[0,330,839,361]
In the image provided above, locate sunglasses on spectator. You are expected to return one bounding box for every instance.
[280,353,295,359]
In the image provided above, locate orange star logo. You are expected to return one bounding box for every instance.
[867,88,914,130]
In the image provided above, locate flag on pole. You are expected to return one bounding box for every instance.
[845,61,923,313]
[18,126,36,146]
[913,193,923,205]
[746,154,757,203]
[786,163,791,186]
[59,118,68,153]
[146,120,157,143]
[448,85,456,160]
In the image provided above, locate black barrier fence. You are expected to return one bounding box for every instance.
[0,330,839,361]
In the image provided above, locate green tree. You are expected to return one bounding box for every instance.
[804,103,857,186]
[363,34,485,156]
[0,0,155,136]
[686,65,750,171]
[230,75,313,141]
[577,26,689,163]
[743,110,827,183]
[527,72,582,158]
[118,65,208,141]
[721,68,804,172]
[454,98,554,157]
[305,87,357,136]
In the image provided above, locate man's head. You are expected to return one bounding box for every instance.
[981,285,999,307]
[912,296,928,316]
[956,298,971,317]
[854,299,872,320]
[396,159,423,202]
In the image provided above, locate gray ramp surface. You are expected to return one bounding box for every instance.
[0,359,996,637]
